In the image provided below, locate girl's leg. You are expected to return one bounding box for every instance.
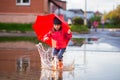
[53,48,59,57]
[58,48,66,60]
[52,48,59,70]
[57,48,66,69]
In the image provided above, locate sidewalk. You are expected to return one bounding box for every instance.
[0,28,120,38]
[0,31,36,37]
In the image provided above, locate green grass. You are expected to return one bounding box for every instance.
[98,24,120,28]
[0,22,119,33]
[71,25,89,33]
[104,24,120,28]
[0,36,39,43]
[0,23,33,32]
[0,23,90,33]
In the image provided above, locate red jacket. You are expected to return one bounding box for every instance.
[33,14,72,47]
[45,30,72,49]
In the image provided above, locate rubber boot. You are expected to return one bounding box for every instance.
[57,60,63,70]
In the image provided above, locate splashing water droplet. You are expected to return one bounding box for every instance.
[36,43,74,71]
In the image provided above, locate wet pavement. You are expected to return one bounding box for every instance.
[0,28,120,80]
[72,28,120,49]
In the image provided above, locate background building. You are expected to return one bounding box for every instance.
[0,0,66,23]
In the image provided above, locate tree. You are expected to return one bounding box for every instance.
[105,5,120,25]
[89,15,101,23]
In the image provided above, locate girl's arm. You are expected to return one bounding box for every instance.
[43,31,52,41]
[64,29,72,40]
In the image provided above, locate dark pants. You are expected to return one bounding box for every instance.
[102,24,104,31]
[53,48,66,60]
[94,27,97,32]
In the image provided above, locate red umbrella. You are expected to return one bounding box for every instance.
[33,14,71,46]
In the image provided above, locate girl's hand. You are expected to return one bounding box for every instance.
[67,29,71,34]
[43,37,49,41]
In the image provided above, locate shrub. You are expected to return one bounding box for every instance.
[105,24,120,28]
[112,16,120,25]
[72,17,84,25]
[71,25,89,33]
[89,16,101,23]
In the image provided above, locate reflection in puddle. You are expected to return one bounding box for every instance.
[40,69,74,80]
[71,38,85,46]
[0,49,41,80]
[16,56,30,72]
[0,36,120,80]
[70,38,99,46]
[40,69,63,80]
[88,38,99,41]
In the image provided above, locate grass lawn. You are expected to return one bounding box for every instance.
[0,36,38,43]
[0,23,91,33]
[71,25,89,34]
[0,23,33,32]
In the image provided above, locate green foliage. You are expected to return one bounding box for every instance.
[112,16,120,25]
[105,5,120,25]
[0,23,33,32]
[71,25,89,33]
[98,23,120,28]
[0,36,39,43]
[105,24,120,28]
[72,17,84,25]
[89,16,101,23]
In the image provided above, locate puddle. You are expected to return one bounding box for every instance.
[0,49,41,80]
[69,38,99,46]
[0,37,120,80]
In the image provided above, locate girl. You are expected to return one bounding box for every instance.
[43,17,72,69]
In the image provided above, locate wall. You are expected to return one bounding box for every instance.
[0,0,47,23]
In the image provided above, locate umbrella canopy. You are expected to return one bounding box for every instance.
[33,14,71,46]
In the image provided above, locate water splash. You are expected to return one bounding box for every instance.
[36,43,74,71]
